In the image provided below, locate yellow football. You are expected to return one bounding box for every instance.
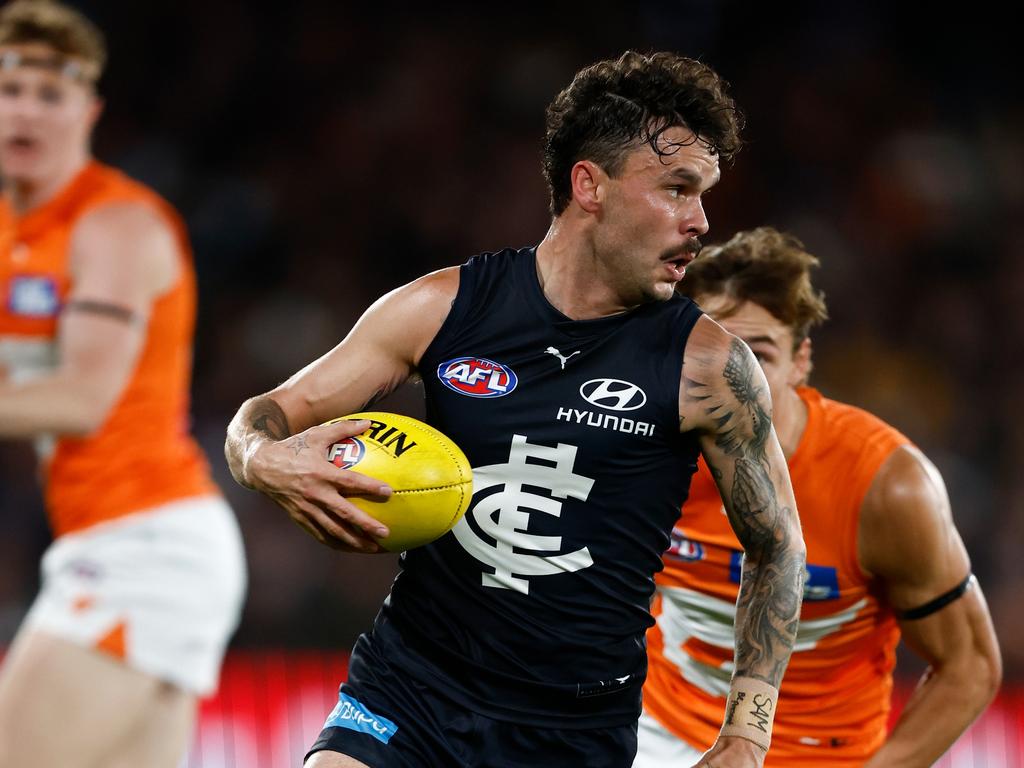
[323,411,473,552]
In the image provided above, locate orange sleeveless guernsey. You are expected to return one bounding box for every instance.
[644,386,909,765]
[0,161,218,537]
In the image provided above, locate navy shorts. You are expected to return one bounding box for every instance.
[306,648,638,767]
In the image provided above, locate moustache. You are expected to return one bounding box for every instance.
[662,239,703,261]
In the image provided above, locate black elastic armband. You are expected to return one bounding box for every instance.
[63,299,141,325]
[897,573,974,620]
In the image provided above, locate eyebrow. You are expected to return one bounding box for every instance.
[663,165,722,192]
[664,167,702,185]
[743,335,780,349]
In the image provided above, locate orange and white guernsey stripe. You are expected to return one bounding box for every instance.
[0,161,217,537]
[644,387,909,765]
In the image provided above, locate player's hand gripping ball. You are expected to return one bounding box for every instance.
[324,412,473,552]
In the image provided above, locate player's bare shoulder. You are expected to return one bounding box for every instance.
[69,201,180,299]
[858,444,964,585]
[678,313,772,438]
[362,266,461,367]
[401,266,461,322]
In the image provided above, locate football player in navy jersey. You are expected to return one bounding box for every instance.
[227,51,806,768]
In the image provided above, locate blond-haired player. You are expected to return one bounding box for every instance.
[0,2,245,766]
[636,227,1002,767]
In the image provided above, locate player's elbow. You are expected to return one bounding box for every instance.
[962,652,1001,715]
[223,433,251,489]
[62,400,112,436]
[742,511,805,571]
[782,510,807,565]
[975,641,1003,706]
[48,362,130,435]
[791,516,807,554]
[944,639,1002,713]
[59,384,119,436]
[967,606,1004,707]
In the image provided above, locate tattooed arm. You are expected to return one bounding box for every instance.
[225,267,459,551]
[678,316,806,767]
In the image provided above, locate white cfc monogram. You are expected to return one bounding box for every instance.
[452,434,595,594]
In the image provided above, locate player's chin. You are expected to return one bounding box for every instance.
[0,157,43,184]
[646,280,679,303]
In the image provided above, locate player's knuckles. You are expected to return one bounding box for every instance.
[308,490,357,519]
[295,475,344,504]
[288,498,329,530]
[286,503,317,528]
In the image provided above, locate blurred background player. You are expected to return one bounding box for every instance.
[0,2,245,767]
[635,227,1002,767]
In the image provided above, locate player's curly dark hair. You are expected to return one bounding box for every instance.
[679,227,829,347]
[543,51,743,216]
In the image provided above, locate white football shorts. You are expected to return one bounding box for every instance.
[23,495,246,696]
[633,709,706,767]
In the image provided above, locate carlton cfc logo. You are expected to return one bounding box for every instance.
[327,437,366,469]
[437,356,518,398]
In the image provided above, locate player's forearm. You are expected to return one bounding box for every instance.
[726,450,806,686]
[864,652,1001,768]
[225,394,293,489]
[712,516,802,756]
[732,515,805,686]
[0,374,114,437]
[697,339,806,685]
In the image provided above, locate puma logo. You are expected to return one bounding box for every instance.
[545,346,581,370]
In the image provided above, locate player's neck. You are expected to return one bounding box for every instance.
[775,387,809,459]
[535,220,633,320]
[6,152,91,215]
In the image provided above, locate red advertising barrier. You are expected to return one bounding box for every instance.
[0,644,1014,764]
[183,651,1024,767]
[185,651,350,768]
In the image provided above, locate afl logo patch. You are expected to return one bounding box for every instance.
[8,275,59,317]
[579,378,647,411]
[667,530,704,561]
[437,357,518,398]
[327,437,366,469]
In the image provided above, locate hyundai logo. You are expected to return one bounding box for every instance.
[579,379,647,411]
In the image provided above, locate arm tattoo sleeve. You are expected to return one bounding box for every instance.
[689,339,805,687]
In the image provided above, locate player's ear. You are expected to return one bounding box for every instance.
[85,94,104,131]
[570,160,606,214]
[790,336,813,387]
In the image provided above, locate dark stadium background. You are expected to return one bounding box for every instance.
[1,2,1020,765]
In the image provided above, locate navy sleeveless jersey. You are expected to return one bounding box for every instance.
[355,247,703,728]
